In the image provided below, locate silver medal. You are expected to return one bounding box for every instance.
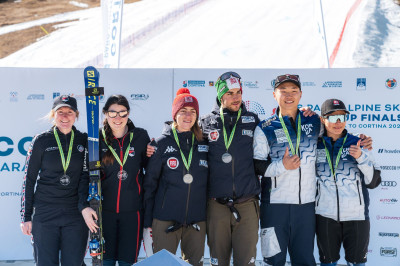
[118,170,128,180]
[183,174,193,184]
[60,174,71,186]
[222,152,232,163]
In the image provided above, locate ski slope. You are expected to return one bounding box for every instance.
[0,0,399,68]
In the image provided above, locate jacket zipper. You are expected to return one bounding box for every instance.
[274,177,277,188]
[331,145,340,222]
[356,180,362,205]
[316,182,320,206]
[184,136,191,224]
[298,167,302,204]
[116,134,127,213]
[161,185,168,209]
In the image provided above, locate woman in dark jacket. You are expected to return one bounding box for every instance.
[97,95,150,266]
[143,88,208,266]
[20,95,89,266]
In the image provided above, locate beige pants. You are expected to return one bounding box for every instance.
[207,198,260,266]
[152,219,206,266]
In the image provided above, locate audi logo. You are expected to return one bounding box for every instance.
[381,181,397,187]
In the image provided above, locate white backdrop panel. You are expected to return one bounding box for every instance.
[0,67,399,264]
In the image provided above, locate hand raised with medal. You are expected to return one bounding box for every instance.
[282,147,301,170]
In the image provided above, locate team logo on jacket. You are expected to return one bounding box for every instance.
[164,146,177,153]
[77,145,84,152]
[208,130,220,142]
[242,116,255,123]
[316,149,326,163]
[301,124,313,136]
[198,145,209,152]
[129,147,135,157]
[341,148,350,159]
[167,157,179,169]
[242,129,253,137]
[45,146,58,152]
[274,129,288,144]
[199,160,208,168]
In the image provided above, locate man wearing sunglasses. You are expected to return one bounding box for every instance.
[200,71,261,266]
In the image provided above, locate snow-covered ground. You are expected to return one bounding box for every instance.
[0,0,399,68]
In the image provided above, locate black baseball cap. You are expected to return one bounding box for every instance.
[52,95,78,112]
[321,99,349,116]
[274,74,301,90]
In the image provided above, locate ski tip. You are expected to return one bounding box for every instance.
[84,66,99,77]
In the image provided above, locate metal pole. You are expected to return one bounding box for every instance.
[319,0,330,68]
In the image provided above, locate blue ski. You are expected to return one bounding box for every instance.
[84,66,104,266]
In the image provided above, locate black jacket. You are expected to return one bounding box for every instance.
[143,122,209,228]
[20,126,89,222]
[200,100,261,199]
[100,120,150,213]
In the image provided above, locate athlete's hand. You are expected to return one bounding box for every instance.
[143,227,154,257]
[146,138,155,157]
[20,221,32,235]
[282,147,300,170]
[359,134,373,150]
[350,140,362,159]
[82,207,99,233]
[300,106,316,117]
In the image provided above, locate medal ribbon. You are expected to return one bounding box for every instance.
[322,135,348,178]
[278,111,301,156]
[219,107,242,152]
[102,129,133,168]
[172,125,194,172]
[53,127,74,174]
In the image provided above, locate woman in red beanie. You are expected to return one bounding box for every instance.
[143,88,208,265]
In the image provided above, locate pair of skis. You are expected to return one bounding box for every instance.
[84,66,105,266]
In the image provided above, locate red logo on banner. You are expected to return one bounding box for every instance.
[167,157,179,169]
[209,130,219,141]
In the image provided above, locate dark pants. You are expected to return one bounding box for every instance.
[207,198,259,266]
[260,202,316,266]
[32,207,88,266]
[152,219,206,266]
[316,215,370,264]
[102,210,143,265]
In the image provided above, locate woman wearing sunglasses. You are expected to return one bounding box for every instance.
[143,88,208,266]
[315,99,381,266]
[20,95,90,266]
[85,94,150,265]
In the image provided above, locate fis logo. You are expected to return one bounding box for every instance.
[357,78,366,90]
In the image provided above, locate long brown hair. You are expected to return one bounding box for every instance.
[101,95,130,165]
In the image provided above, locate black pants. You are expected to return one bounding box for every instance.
[32,207,88,266]
[102,210,143,264]
[316,215,370,264]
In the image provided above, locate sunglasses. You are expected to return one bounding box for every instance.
[276,74,300,83]
[107,110,129,118]
[323,114,346,123]
[219,71,241,81]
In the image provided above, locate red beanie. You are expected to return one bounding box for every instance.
[172,88,199,120]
